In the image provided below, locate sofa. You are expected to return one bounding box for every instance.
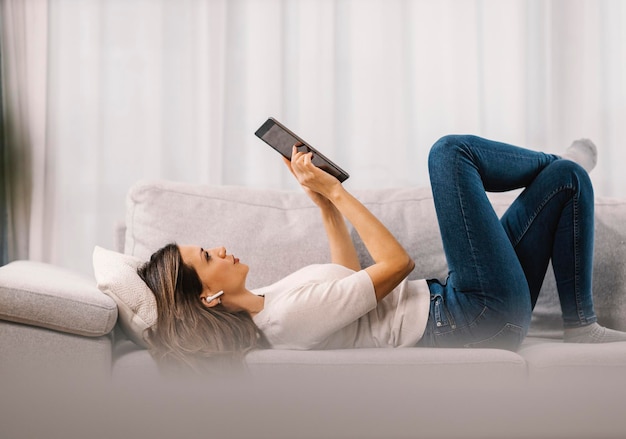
[2,179,626,439]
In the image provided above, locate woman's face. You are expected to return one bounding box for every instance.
[178,245,249,297]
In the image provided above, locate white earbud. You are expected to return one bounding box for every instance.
[204,291,224,303]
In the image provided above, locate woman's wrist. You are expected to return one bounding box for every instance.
[324,182,346,205]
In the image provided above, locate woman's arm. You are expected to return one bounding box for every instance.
[318,202,361,272]
[289,148,415,302]
[284,156,361,271]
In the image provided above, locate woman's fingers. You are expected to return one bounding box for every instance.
[291,145,314,175]
[288,144,341,202]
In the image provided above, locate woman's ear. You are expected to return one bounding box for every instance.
[201,290,224,308]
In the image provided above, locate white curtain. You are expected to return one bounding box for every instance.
[0,0,48,263]
[2,0,625,275]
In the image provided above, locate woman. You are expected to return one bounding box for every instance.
[138,135,626,372]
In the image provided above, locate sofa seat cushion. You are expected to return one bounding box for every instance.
[111,344,527,387]
[245,347,527,385]
[111,342,160,383]
[519,340,626,383]
[0,261,117,337]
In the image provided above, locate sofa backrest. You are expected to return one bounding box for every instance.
[124,181,451,285]
[124,180,626,338]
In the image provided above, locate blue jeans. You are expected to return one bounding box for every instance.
[417,135,597,351]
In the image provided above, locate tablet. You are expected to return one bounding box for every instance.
[255,117,350,182]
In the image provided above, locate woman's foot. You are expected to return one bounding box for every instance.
[564,322,626,343]
[561,138,597,173]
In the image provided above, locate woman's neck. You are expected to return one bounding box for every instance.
[223,289,265,316]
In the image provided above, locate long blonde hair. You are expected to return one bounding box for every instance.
[138,243,266,375]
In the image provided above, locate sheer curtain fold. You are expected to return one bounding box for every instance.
[0,0,48,264]
[1,0,624,274]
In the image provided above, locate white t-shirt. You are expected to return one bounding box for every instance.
[252,264,431,350]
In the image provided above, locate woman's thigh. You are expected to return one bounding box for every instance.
[426,135,560,344]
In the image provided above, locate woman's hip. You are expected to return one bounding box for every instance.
[417,278,530,351]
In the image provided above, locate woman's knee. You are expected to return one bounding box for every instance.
[552,159,594,197]
[428,135,474,170]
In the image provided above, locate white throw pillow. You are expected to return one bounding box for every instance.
[92,246,156,347]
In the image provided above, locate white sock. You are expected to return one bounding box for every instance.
[561,138,597,173]
[564,322,626,343]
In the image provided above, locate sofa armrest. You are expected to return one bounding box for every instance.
[0,261,117,337]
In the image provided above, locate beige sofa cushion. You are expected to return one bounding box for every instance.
[0,261,117,337]
[92,246,155,347]
[519,340,626,383]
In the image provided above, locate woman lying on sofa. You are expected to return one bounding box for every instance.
[138,135,626,372]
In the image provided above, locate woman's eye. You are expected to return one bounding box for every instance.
[204,251,210,262]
